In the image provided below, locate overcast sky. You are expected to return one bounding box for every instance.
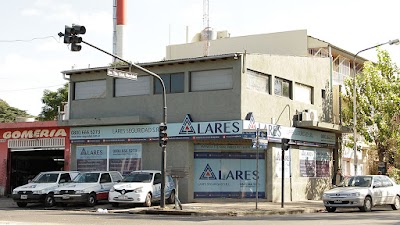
[1,0,399,116]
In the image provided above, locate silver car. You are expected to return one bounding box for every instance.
[322,175,400,212]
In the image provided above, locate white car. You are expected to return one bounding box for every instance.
[53,171,123,207]
[108,170,176,207]
[12,171,79,208]
[323,175,400,212]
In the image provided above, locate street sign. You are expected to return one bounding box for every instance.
[242,132,256,139]
[107,68,138,80]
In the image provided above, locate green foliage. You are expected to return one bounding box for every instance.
[342,49,400,163]
[387,166,400,184]
[0,99,30,123]
[37,83,68,121]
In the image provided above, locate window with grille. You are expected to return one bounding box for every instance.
[246,69,270,94]
[274,77,291,98]
[190,69,233,92]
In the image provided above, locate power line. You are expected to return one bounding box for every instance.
[0,84,65,93]
[0,36,59,43]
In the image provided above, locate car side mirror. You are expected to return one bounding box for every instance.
[59,179,66,183]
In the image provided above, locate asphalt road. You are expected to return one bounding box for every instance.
[0,207,400,225]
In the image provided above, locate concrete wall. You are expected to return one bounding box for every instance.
[166,30,308,60]
[68,58,243,124]
[242,54,332,125]
[268,143,332,202]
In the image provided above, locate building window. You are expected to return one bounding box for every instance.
[74,80,106,100]
[294,83,313,104]
[190,68,233,92]
[246,69,270,94]
[274,77,291,98]
[154,73,184,94]
[115,76,150,97]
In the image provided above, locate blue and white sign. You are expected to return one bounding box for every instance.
[194,152,265,198]
[243,121,336,145]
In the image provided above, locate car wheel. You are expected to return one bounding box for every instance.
[111,202,119,207]
[44,194,55,207]
[391,195,400,210]
[325,206,336,212]
[359,196,372,212]
[17,202,27,208]
[167,190,175,204]
[143,193,152,207]
[86,193,97,207]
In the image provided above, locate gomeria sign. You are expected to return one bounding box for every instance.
[2,129,67,140]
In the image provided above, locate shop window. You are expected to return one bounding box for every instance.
[154,73,184,94]
[190,68,233,92]
[246,69,271,94]
[294,83,313,104]
[74,80,106,100]
[274,77,291,98]
[115,76,150,97]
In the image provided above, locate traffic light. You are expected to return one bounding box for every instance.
[281,138,290,150]
[63,24,86,51]
[159,123,168,147]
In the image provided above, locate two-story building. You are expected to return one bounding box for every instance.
[59,49,347,202]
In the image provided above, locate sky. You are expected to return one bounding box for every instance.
[1,0,399,116]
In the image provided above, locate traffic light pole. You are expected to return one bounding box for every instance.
[81,40,168,208]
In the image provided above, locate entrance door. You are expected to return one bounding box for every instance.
[9,150,64,192]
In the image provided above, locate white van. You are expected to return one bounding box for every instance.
[108,170,175,207]
[53,171,123,207]
[12,171,79,208]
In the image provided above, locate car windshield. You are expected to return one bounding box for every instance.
[338,176,372,187]
[122,172,153,183]
[73,173,100,183]
[32,173,59,183]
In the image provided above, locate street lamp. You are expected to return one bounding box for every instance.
[352,39,399,175]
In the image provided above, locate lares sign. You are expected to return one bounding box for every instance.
[194,152,265,198]
[176,114,241,136]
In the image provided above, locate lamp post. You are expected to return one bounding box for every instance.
[352,39,399,175]
[81,40,168,208]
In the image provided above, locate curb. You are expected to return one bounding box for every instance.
[120,207,326,217]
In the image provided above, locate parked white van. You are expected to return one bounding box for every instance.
[53,171,123,207]
[12,171,79,208]
[108,170,175,207]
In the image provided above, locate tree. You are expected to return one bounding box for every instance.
[342,49,400,165]
[0,99,30,123]
[37,83,68,121]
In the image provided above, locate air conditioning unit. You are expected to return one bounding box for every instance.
[301,109,319,121]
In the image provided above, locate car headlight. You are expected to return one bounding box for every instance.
[12,190,18,194]
[32,190,42,194]
[54,190,60,194]
[323,193,330,198]
[75,190,85,194]
[110,187,115,192]
[133,187,143,193]
[351,192,360,197]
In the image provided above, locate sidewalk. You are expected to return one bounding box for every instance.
[0,197,326,217]
[109,200,326,216]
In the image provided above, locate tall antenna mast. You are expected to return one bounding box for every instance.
[202,0,210,56]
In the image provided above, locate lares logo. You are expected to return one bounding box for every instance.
[199,164,258,181]
[179,114,240,135]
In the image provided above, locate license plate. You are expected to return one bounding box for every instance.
[118,195,127,199]
[62,194,70,199]
[334,200,342,203]
[20,195,27,200]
